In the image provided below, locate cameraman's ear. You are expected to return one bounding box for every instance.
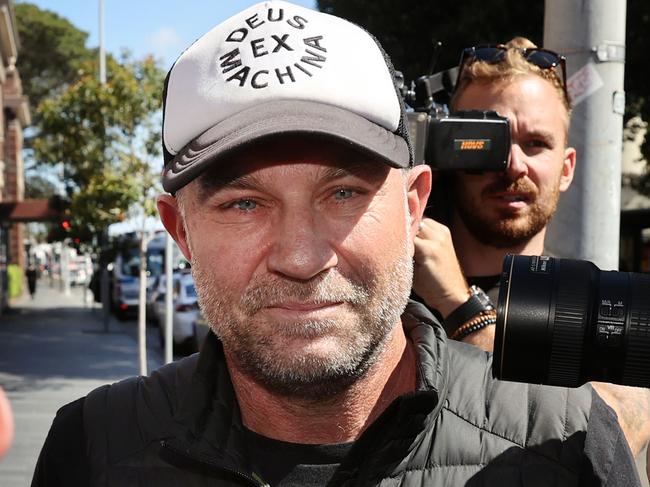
[559,147,576,192]
[406,165,432,236]
[157,194,192,262]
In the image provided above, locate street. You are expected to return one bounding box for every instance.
[0,283,164,486]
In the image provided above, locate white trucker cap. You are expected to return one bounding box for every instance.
[161,0,413,193]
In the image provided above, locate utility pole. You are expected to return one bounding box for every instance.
[138,214,148,376]
[543,0,627,270]
[164,233,174,364]
[60,242,71,296]
[98,0,110,332]
[99,0,106,85]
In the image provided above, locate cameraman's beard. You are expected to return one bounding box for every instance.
[190,239,413,400]
[454,175,560,249]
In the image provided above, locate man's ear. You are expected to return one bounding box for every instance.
[406,164,432,236]
[157,194,192,262]
[559,146,576,192]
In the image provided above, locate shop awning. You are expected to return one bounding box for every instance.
[0,199,62,223]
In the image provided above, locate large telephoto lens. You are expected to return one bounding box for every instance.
[494,255,650,388]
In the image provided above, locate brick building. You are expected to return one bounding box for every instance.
[0,0,30,312]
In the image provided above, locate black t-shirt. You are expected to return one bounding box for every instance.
[31,388,642,486]
[243,427,352,486]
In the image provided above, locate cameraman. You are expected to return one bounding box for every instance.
[412,37,650,461]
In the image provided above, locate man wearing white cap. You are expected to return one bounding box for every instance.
[32,2,640,486]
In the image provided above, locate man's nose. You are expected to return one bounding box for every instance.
[505,144,528,181]
[266,209,338,281]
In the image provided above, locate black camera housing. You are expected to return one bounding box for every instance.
[408,110,510,170]
[399,70,511,171]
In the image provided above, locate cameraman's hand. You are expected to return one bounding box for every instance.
[413,218,470,319]
[590,382,650,457]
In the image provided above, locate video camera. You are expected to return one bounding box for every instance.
[494,254,650,388]
[397,68,511,171]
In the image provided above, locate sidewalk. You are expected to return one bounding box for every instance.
[0,283,163,487]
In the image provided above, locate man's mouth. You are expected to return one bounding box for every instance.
[488,191,533,208]
[499,193,529,202]
[482,177,537,205]
[270,301,342,312]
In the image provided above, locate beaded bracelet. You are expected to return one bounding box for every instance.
[450,310,497,341]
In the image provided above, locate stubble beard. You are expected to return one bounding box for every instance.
[189,234,414,400]
[454,175,561,249]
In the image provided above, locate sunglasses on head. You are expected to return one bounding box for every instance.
[455,44,569,106]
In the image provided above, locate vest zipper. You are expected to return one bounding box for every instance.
[160,440,269,486]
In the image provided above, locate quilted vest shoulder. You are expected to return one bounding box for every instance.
[83,354,201,486]
[399,339,592,486]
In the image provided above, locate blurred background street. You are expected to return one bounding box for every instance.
[0,283,163,486]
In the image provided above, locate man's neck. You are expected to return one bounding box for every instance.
[226,324,416,445]
[451,218,546,277]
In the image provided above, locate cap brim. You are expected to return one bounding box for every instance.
[162,100,409,193]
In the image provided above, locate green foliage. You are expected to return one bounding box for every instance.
[317,0,544,81]
[625,0,650,172]
[33,54,166,243]
[319,0,650,192]
[14,2,93,113]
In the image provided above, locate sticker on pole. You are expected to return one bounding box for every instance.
[567,62,604,107]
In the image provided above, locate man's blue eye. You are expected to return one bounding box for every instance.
[233,199,257,211]
[526,139,549,149]
[334,188,354,200]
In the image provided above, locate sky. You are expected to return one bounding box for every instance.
[20,0,317,70]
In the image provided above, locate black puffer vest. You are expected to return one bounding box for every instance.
[83,301,594,486]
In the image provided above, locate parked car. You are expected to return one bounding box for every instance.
[110,232,185,320]
[111,245,147,320]
[151,272,200,354]
[146,274,167,324]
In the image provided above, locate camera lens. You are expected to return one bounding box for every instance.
[494,255,650,388]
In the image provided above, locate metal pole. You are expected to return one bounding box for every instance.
[164,233,174,364]
[57,242,63,292]
[543,0,627,270]
[101,265,110,332]
[61,242,71,296]
[138,225,148,376]
[99,0,106,84]
[82,255,89,307]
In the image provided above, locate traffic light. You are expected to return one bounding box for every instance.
[60,219,71,231]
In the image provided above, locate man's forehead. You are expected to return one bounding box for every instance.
[460,76,565,107]
[192,136,390,197]
[458,77,569,134]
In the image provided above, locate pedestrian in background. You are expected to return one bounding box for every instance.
[26,264,38,300]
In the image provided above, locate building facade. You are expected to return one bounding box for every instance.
[0,0,30,312]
